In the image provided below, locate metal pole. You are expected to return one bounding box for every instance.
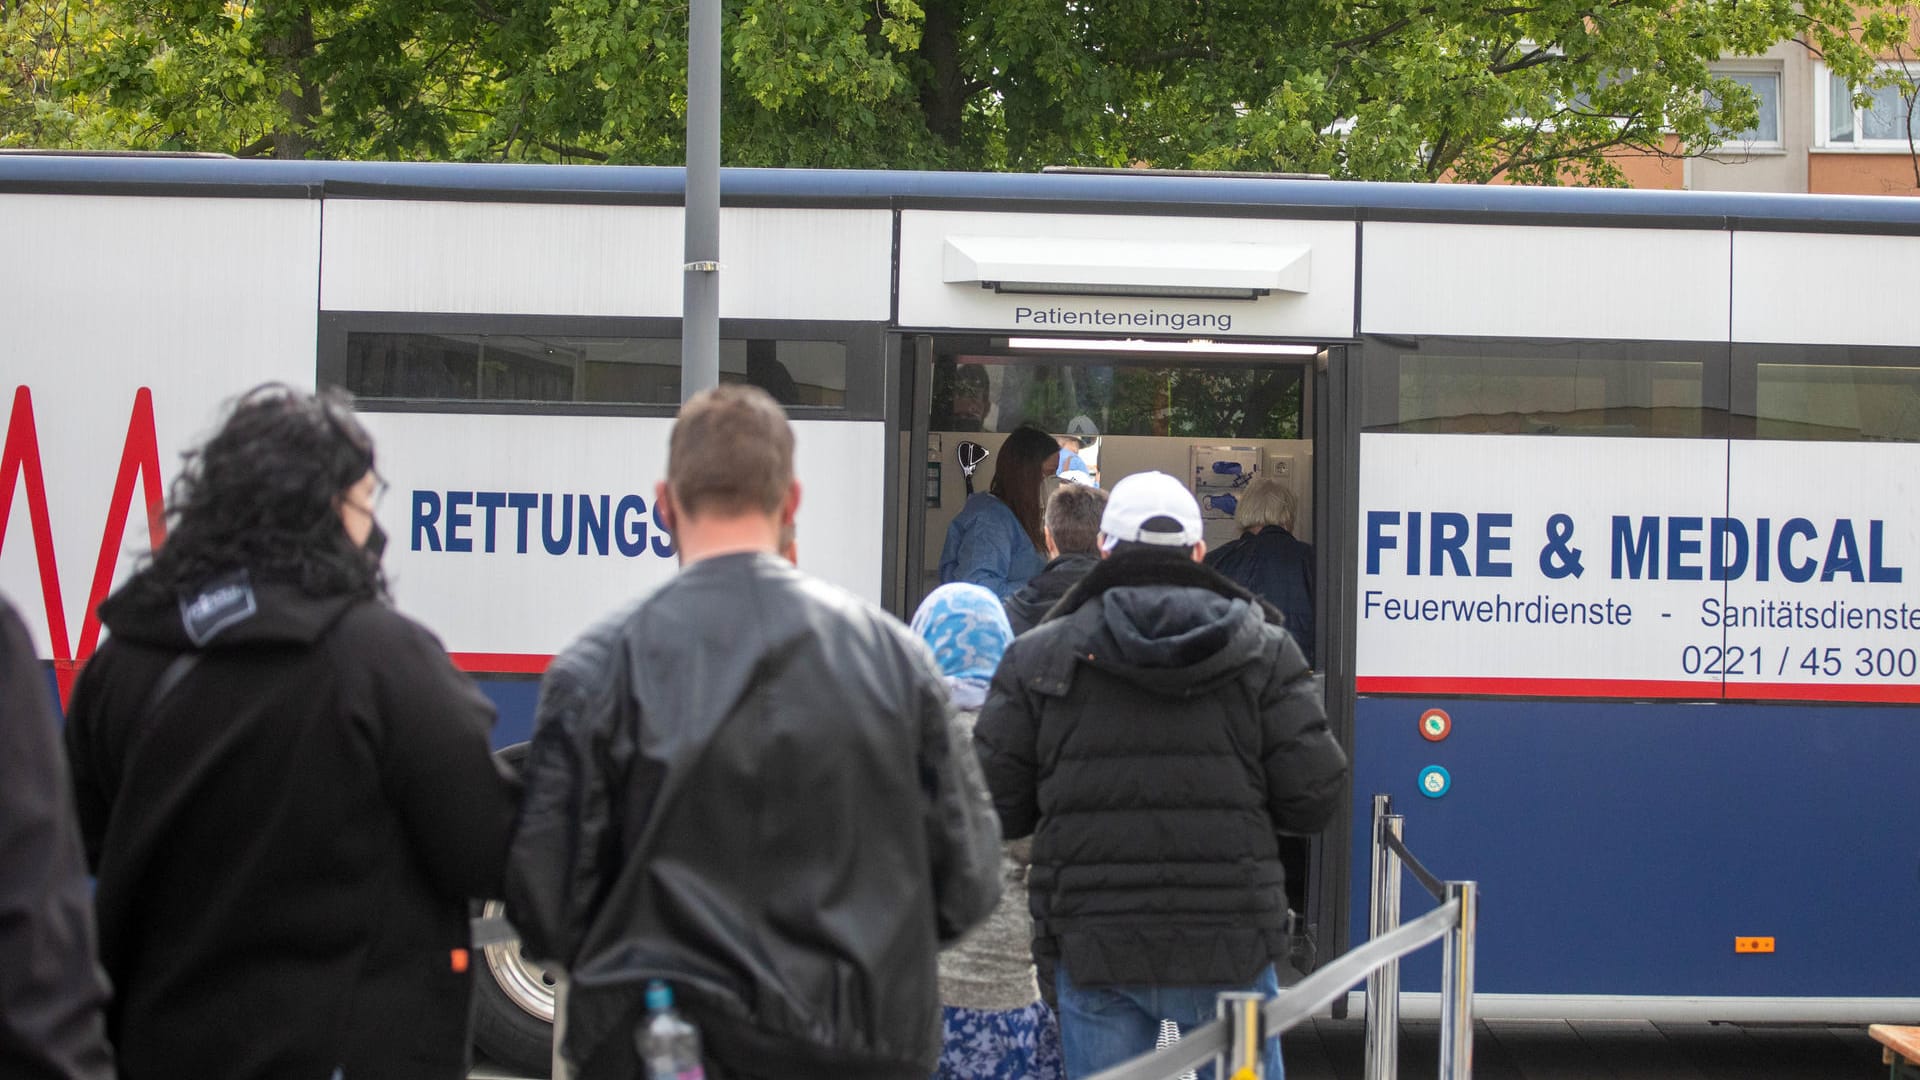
[1365,797,1402,1080]
[680,0,720,402]
[1217,991,1266,1079]
[1439,880,1478,1080]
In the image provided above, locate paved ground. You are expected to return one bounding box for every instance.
[472,1017,1891,1078]
[1283,1017,1888,1079]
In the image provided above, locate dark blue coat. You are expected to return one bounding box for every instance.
[1205,527,1315,667]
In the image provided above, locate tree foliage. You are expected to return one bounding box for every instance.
[1,0,1912,184]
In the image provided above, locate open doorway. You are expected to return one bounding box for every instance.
[895,332,1339,977]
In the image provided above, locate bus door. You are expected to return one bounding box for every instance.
[893,332,1353,981]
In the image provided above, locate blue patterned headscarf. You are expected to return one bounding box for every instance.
[911,583,1015,709]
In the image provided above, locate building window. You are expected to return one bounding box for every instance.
[1823,66,1920,148]
[1707,70,1781,147]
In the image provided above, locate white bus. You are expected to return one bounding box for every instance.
[5,155,1919,1072]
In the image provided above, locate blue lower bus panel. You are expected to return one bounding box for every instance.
[1350,696,1920,998]
[476,677,542,750]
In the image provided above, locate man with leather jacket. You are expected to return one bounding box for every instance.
[974,471,1348,1079]
[505,385,1004,1080]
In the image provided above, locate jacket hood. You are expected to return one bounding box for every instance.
[1049,551,1282,694]
[99,568,360,652]
[1003,553,1099,629]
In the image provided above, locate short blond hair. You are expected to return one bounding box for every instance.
[1234,477,1296,532]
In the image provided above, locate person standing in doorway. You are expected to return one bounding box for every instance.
[940,425,1057,599]
[974,471,1348,1079]
[1204,477,1315,668]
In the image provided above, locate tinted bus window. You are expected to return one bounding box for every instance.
[931,357,1303,440]
[1362,339,1725,437]
[1752,362,1920,442]
[341,332,848,408]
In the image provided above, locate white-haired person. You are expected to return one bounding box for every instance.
[1203,477,1314,668]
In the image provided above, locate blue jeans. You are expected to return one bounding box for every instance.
[1054,965,1285,1080]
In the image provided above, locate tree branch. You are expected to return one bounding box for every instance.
[1329,11,1424,53]
[1487,48,1563,75]
[539,140,608,161]
[1131,43,1214,66]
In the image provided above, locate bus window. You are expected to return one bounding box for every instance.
[332,327,855,410]
[1750,361,1920,442]
[930,356,1303,440]
[1362,339,1726,438]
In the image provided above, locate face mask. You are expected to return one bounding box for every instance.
[364,520,388,562]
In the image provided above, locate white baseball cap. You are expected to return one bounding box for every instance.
[1099,471,1202,552]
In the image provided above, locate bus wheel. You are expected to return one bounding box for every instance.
[471,742,555,1076]
[473,898,557,1075]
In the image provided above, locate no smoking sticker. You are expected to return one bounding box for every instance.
[1419,708,1452,742]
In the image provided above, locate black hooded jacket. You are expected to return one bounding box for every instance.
[505,552,1003,1080]
[0,599,114,1080]
[974,551,1348,988]
[63,571,520,1080]
[1002,553,1099,635]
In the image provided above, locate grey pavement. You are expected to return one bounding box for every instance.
[468,1018,1888,1079]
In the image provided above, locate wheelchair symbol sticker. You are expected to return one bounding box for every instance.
[1418,765,1451,799]
[1419,709,1452,742]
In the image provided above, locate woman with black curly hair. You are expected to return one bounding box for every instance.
[63,384,520,1080]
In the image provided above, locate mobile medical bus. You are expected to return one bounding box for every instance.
[4,155,1917,1072]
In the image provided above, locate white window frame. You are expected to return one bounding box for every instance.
[1705,64,1784,153]
[1815,61,1920,153]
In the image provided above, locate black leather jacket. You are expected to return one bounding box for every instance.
[505,553,1003,1080]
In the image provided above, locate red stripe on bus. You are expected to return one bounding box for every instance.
[1355,676,1723,699]
[1723,682,1920,704]
[449,652,554,675]
[1359,676,1920,704]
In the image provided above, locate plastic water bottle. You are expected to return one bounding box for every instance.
[637,980,705,1080]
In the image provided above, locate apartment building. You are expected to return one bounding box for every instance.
[1614,41,1920,195]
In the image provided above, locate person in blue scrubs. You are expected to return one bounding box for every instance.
[940,425,1058,598]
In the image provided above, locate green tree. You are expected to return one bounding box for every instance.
[3,0,1911,185]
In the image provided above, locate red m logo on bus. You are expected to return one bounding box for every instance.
[1,386,166,702]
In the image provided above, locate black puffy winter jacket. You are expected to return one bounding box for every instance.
[974,550,1348,989]
[505,552,1004,1080]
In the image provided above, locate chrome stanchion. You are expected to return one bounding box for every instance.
[1365,796,1403,1080]
[1217,991,1267,1079]
[1439,880,1478,1080]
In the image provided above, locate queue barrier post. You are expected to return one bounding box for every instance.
[1365,794,1404,1080]
[1217,990,1268,1079]
[1439,880,1478,1080]
[1000,793,1479,1080]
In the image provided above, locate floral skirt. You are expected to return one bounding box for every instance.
[934,999,1065,1080]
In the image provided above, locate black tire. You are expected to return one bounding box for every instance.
[471,744,556,1077]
